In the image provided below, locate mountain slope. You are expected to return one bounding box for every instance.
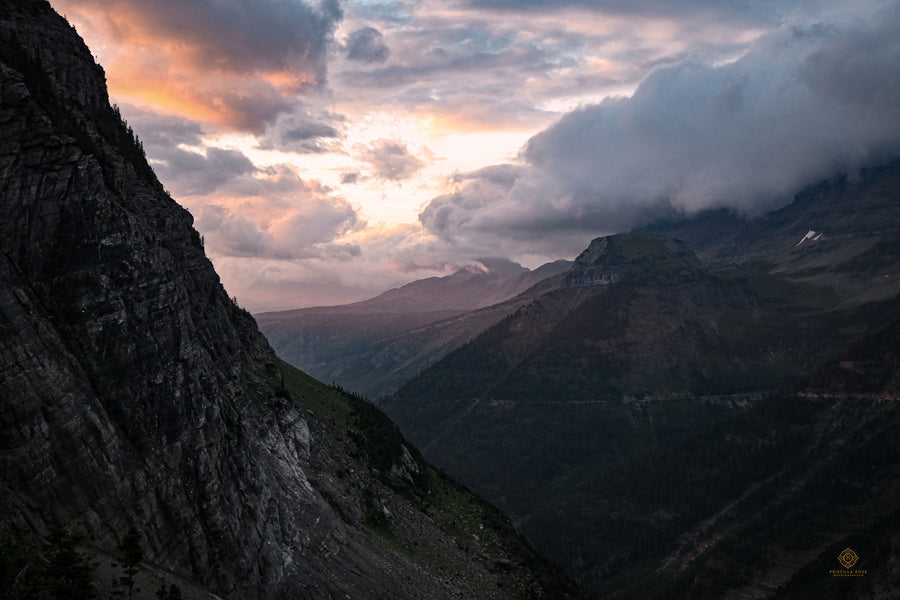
[386,233,878,412]
[0,3,581,598]
[574,318,900,599]
[257,259,571,397]
[382,216,900,596]
[638,161,900,305]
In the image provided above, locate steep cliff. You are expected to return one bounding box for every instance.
[0,2,580,598]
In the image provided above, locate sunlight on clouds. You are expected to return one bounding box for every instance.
[258,70,318,92]
[52,0,337,132]
[46,0,894,311]
[109,83,222,124]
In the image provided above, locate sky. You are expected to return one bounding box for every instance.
[50,0,900,311]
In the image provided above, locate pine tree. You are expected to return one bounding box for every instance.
[155,583,183,600]
[115,526,145,600]
[43,527,97,600]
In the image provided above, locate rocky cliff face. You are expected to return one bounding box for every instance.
[0,2,580,598]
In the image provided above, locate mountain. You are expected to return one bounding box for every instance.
[0,3,581,598]
[261,160,900,403]
[637,161,900,303]
[380,172,900,597]
[256,258,571,397]
[552,318,900,599]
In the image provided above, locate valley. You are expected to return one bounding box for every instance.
[268,166,900,598]
[1,1,898,599]
[0,3,580,598]
[257,258,571,398]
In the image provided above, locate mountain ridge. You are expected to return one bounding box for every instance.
[0,3,581,598]
[256,258,572,397]
[380,171,900,597]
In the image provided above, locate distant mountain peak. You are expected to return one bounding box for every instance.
[563,234,701,288]
[473,257,529,276]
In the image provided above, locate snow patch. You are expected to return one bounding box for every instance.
[795,230,823,247]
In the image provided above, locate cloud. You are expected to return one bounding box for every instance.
[268,197,360,255]
[332,3,770,133]
[346,27,390,63]
[211,223,440,311]
[62,0,340,74]
[193,193,361,261]
[454,164,526,187]
[149,145,258,197]
[417,5,900,248]
[339,22,578,89]
[118,105,205,148]
[55,0,343,131]
[257,107,344,153]
[459,0,783,25]
[355,139,425,181]
[196,205,272,257]
[165,154,364,261]
[340,172,363,184]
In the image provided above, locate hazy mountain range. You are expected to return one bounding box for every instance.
[257,258,571,398]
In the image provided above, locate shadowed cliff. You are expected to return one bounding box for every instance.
[0,2,581,598]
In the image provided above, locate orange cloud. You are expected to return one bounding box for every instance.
[51,0,340,132]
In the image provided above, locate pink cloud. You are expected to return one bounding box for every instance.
[52,0,340,132]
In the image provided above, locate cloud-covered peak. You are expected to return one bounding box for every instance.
[418,4,900,250]
[474,256,529,276]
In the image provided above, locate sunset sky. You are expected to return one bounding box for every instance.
[49,0,900,311]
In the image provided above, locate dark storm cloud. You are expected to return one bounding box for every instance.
[356,139,425,181]
[346,27,390,63]
[418,5,900,246]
